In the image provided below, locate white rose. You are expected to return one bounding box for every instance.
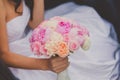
[81,36,91,50]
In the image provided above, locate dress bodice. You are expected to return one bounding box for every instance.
[7,0,30,42]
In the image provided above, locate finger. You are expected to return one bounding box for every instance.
[51,57,68,64]
[51,57,69,68]
[50,57,65,63]
[52,61,70,72]
[53,62,70,73]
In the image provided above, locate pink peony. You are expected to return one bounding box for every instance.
[56,21,71,34]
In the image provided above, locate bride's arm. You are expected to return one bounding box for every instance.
[28,0,44,29]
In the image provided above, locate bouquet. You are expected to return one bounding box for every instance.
[29,16,90,80]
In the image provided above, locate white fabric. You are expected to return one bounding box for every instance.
[7,1,119,80]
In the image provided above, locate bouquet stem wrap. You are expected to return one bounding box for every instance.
[57,69,70,80]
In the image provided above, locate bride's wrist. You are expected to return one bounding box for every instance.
[40,59,50,70]
[34,58,50,70]
[43,59,50,70]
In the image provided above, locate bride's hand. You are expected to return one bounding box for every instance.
[48,57,69,73]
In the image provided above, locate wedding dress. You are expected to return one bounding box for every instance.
[7,1,119,80]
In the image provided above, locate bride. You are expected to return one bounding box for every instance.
[0,0,69,80]
[0,0,119,80]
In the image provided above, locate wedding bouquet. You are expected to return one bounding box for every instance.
[29,16,90,80]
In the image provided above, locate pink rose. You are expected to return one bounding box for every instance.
[69,40,79,51]
[30,34,39,42]
[63,34,69,43]
[39,44,48,56]
[31,41,41,55]
[37,28,46,42]
[77,26,89,36]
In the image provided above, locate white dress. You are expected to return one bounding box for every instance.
[7,1,119,80]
